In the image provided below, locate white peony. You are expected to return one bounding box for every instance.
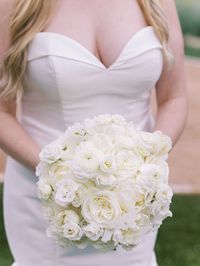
[81,188,122,228]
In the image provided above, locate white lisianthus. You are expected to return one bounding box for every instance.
[83,223,104,241]
[63,221,83,241]
[37,179,53,200]
[54,178,80,207]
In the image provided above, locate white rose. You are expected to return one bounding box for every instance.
[37,179,53,200]
[71,142,103,181]
[63,221,83,241]
[81,188,121,228]
[54,178,80,207]
[95,174,117,188]
[55,209,80,231]
[83,223,104,241]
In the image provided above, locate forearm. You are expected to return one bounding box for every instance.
[153,97,188,148]
[0,112,40,171]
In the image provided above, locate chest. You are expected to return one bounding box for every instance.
[43,0,148,69]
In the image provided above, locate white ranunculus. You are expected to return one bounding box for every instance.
[63,221,83,241]
[152,130,172,158]
[112,134,135,150]
[99,155,116,174]
[54,178,80,207]
[95,173,117,188]
[48,160,71,182]
[37,179,53,200]
[71,142,103,181]
[112,227,141,247]
[35,161,49,178]
[91,133,114,154]
[65,122,89,145]
[81,188,121,228]
[84,114,126,136]
[138,161,169,187]
[115,150,142,179]
[39,139,63,164]
[83,223,104,241]
[43,206,56,220]
[71,185,86,207]
[134,131,172,162]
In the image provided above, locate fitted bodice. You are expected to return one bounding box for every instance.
[21,26,163,148]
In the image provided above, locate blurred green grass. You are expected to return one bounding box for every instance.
[176,0,200,57]
[0,184,200,266]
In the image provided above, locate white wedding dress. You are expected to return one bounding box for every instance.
[3,26,163,266]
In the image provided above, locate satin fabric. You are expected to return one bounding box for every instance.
[4,26,163,266]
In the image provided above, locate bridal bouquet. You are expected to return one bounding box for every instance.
[36,114,173,251]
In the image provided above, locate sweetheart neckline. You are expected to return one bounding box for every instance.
[31,26,156,71]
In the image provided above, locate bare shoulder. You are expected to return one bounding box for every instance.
[161,0,184,53]
[0,0,15,56]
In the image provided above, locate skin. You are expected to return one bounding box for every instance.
[0,0,188,171]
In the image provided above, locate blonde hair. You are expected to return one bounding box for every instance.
[0,0,172,100]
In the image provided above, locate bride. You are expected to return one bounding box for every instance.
[0,0,187,265]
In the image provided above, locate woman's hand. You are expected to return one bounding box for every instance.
[153,0,188,148]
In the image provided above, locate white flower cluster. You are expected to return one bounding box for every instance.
[36,114,173,251]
